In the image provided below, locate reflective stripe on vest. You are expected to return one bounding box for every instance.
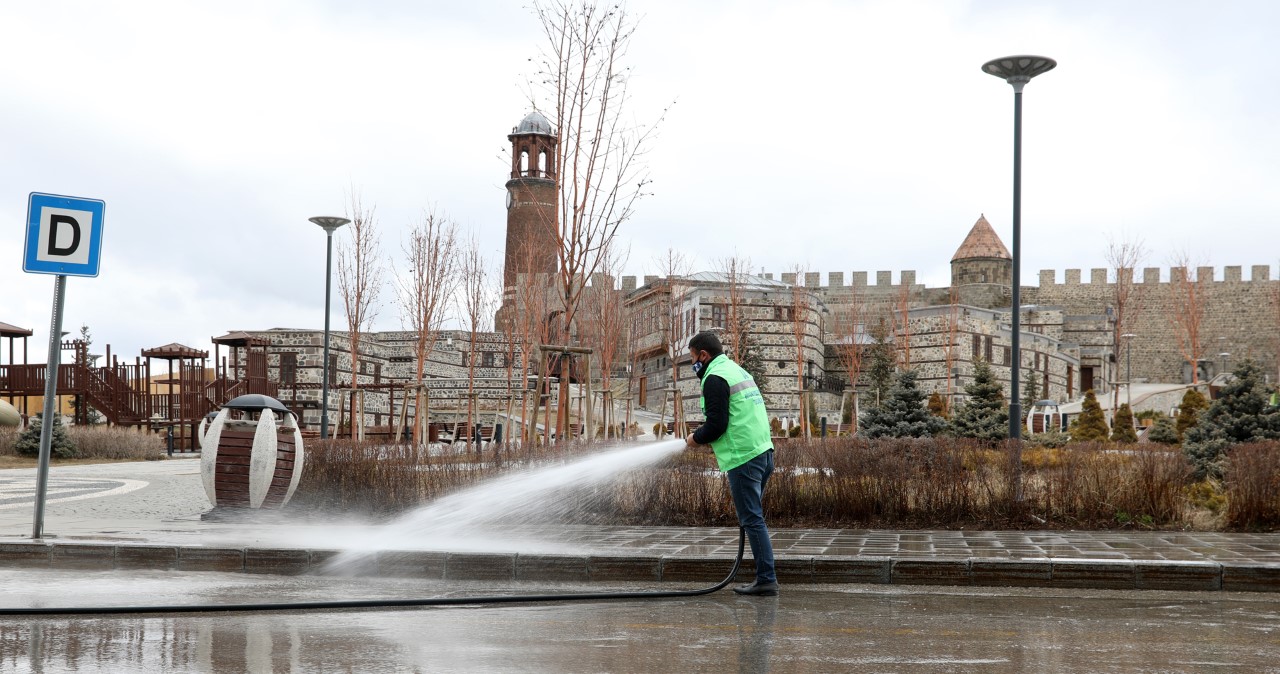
[699,354,773,472]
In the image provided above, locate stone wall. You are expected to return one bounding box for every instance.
[1027,266,1279,385]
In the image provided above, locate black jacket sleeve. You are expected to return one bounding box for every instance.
[693,374,730,445]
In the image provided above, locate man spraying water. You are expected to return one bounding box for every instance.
[684,331,779,597]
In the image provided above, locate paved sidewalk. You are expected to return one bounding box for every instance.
[1,458,1278,592]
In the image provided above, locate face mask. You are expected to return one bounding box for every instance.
[691,359,704,375]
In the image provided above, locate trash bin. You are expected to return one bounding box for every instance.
[200,394,304,510]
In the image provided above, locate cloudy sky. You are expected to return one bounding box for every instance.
[2,0,1277,366]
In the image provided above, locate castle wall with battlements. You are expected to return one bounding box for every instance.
[1028,265,1278,384]
[624,263,1280,388]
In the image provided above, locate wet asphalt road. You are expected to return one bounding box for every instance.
[2,570,1278,673]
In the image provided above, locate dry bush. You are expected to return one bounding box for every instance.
[1027,442,1188,527]
[0,427,16,456]
[1224,443,1280,528]
[288,436,1280,531]
[0,425,162,461]
[66,426,165,461]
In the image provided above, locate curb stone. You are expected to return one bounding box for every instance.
[0,540,1275,593]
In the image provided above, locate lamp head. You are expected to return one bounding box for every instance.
[309,216,351,234]
[982,55,1056,92]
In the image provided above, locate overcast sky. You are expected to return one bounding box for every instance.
[3,0,1278,367]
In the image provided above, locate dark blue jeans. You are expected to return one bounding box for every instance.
[727,449,776,583]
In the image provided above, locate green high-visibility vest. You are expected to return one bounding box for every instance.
[699,354,773,471]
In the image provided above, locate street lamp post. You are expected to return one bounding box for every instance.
[983,54,1055,502]
[1122,333,1136,409]
[310,216,351,440]
[1219,352,1231,378]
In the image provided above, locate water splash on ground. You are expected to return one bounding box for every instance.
[324,439,687,572]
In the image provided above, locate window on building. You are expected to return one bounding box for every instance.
[984,336,993,363]
[972,334,981,361]
[711,304,727,328]
[482,351,497,368]
[328,354,338,386]
[774,306,793,322]
[279,352,297,385]
[373,363,382,384]
[1002,346,1011,366]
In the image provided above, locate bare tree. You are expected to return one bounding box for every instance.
[337,192,384,440]
[894,281,913,368]
[833,283,865,431]
[717,254,751,360]
[507,238,553,446]
[530,0,666,432]
[655,248,691,428]
[458,234,498,452]
[1169,250,1208,384]
[581,244,628,437]
[1106,236,1147,407]
[942,285,961,415]
[396,208,459,445]
[788,267,811,437]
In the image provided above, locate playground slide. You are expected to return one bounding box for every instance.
[0,399,19,428]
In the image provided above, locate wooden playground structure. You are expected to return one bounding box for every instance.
[0,326,288,450]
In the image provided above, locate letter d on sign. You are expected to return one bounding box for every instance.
[47,214,81,256]
[36,207,93,266]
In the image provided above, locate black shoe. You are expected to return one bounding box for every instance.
[733,580,779,596]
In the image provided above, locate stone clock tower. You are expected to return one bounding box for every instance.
[497,111,559,329]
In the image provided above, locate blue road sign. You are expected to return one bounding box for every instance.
[23,192,106,277]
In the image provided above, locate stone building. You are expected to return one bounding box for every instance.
[623,271,830,420]
[222,327,532,432]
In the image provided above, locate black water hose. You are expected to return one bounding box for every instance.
[1,528,746,616]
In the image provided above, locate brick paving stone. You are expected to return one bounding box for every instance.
[812,556,890,584]
[245,548,311,575]
[587,555,660,582]
[307,549,344,569]
[116,545,178,570]
[516,554,589,582]
[0,542,51,567]
[971,559,1052,587]
[660,556,732,582]
[1134,561,1221,591]
[1221,563,1280,592]
[892,558,971,586]
[51,544,115,570]
[445,553,515,581]
[376,551,447,579]
[1049,560,1136,590]
[177,547,245,572]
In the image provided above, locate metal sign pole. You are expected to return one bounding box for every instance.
[32,274,67,540]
